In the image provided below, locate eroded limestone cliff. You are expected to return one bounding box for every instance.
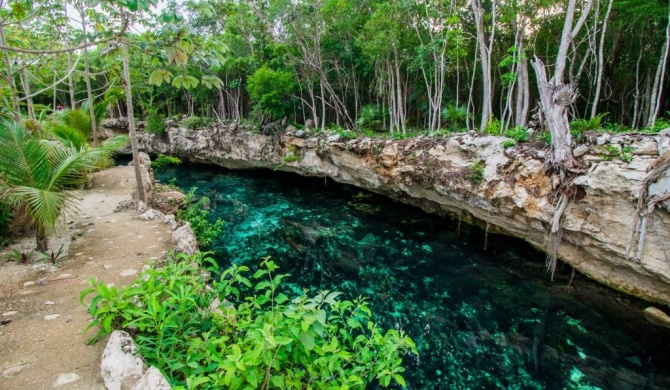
[117,119,670,305]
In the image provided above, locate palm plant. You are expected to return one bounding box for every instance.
[441,104,469,132]
[0,120,98,251]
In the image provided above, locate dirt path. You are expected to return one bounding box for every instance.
[0,166,174,390]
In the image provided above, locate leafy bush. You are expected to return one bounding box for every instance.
[469,161,484,184]
[505,126,529,142]
[484,117,501,135]
[181,116,210,130]
[0,201,11,238]
[151,154,182,171]
[81,253,417,389]
[502,139,517,148]
[570,112,608,134]
[356,104,384,131]
[441,104,468,132]
[177,188,225,247]
[146,111,166,135]
[247,65,295,120]
[332,127,357,140]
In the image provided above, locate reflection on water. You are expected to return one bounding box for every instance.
[157,164,670,389]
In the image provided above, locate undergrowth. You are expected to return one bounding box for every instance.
[177,188,225,247]
[81,253,416,390]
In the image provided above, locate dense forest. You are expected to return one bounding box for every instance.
[2,0,670,136]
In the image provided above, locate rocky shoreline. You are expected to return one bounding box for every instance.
[102,119,670,306]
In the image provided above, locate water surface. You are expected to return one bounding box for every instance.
[157,163,670,389]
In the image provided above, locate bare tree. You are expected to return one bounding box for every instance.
[531,0,594,169]
[469,0,496,132]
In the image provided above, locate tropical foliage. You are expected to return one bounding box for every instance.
[81,253,417,389]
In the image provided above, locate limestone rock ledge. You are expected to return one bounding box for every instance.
[126,120,670,305]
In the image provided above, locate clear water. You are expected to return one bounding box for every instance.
[156,163,670,390]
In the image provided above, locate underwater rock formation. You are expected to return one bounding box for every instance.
[105,119,670,305]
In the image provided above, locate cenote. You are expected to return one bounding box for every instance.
[156,163,670,389]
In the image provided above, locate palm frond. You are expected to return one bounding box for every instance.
[45,121,88,149]
[0,120,50,189]
[6,186,78,234]
[62,109,92,138]
[46,145,97,190]
[84,134,129,168]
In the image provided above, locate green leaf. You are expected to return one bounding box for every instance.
[149,70,173,86]
[316,309,327,325]
[393,374,407,387]
[299,331,314,350]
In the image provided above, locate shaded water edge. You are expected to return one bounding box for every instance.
[154,161,670,390]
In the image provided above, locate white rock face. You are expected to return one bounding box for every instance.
[130,123,670,305]
[130,366,172,390]
[172,222,198,255]
[100,331,146,390]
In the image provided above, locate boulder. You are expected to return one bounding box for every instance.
[100,331,146,390]
[631,137,658,156]
[130,366,172,390]
[380,143,399,167]
[643,307,670,328]
[573,145,589,157]
[173,222,198,255]
[139,209,164,221]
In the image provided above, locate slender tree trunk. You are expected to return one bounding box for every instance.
[121,42,146,204]
[79,5,98,146]
[19,68,34,120]
[649,11,670,127]
[632,37,644,129]
[590,0,614,118]
[469,0,493,132]
[0,23,20,121]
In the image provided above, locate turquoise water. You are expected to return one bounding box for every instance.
[156,164,670,389]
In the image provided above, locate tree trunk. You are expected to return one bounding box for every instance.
[79,6,99,146]
[19,68,35,120]
[121,42,146,204]
[469,0,492,132]
[649,12,670,128]
[0,23,20,121]
[590,0,613,118]
[36,230,48,252]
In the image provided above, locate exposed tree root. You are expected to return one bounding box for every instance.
[627,149,670,263]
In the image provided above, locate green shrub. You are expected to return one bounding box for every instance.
[177,188,225,247]
[333,127,357,140]
[151,154,182,171]
[247,65,295,120]
[0,201,11,238]
[570,112,608,134]
[502,139,517,148]
[469,161,484,184]
[356,104,384,131]
[181,116,210,130]
[484,117,501,135]
[505,126,529,142]
[81,253,417,389]
[146,112,166,135]
[441,104,468,132]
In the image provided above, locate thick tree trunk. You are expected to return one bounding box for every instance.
[121,42,146,204]
[531,57,576,166]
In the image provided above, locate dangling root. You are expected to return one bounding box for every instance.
[626,150,670,263]
[546,177,575,280]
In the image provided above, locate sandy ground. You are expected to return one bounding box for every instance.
[0,166,174,390]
